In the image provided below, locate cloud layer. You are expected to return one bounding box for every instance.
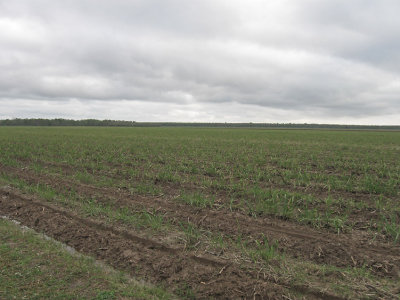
[1,0,400,124]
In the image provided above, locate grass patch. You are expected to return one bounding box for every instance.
[178,192,215,208]
[0,218,172,299]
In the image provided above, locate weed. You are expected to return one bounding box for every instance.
[178,192,215,208]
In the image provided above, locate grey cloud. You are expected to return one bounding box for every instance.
[0,0,399,123]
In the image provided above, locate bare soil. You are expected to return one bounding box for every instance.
[1,163,400,299]
[2,164,399,277]
[1,187,344,299]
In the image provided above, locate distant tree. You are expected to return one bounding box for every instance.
[0,118,399,130]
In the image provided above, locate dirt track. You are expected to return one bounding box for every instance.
[0,187,348,299]
[2,164,400,277]
[1,164,400,299]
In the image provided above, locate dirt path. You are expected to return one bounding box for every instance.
[2,164,400,279]
[0,186,353,299]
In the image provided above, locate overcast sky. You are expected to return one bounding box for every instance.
[1,0,400,124]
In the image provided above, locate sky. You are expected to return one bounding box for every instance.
[1,0,400,124]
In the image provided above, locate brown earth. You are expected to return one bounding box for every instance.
[0,186,350,300]
[2,164,400,279]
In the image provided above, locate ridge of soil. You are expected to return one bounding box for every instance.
[2,164,400,278]
[18,158,400,206]
[0,187,348,300]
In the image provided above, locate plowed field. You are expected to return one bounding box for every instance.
[1,127,399,299]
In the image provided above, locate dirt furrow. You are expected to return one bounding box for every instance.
[18,158,399,206]
[0,187,347,300]
[2,164,400,278]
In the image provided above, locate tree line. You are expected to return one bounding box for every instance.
[0,118,399,130]
[0,118,136,127]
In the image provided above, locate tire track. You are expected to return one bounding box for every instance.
[2,164,400,277]
[0,187,346,300]
[2,167,400,277]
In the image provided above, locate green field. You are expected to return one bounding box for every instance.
[0,127,399,299]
